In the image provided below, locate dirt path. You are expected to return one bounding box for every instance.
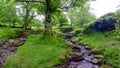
[0,37,26,68]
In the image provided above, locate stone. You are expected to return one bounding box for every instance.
[91,58,98,64]
[93,12,116,32]
[77,61,99,68]
[83,54,94,62]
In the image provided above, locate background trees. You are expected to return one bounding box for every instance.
[0,0,19,27]
[0,0,93,37]
[68,3,96,28]
[17,0,90,37]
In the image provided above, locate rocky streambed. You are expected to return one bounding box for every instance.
[55,32,113,68]
[0,37,26,67]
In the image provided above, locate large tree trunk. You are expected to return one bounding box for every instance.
[43,0,53,37]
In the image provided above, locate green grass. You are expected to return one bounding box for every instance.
[79,31,120,68]
[0,28,21,40]
[4,34,70,68]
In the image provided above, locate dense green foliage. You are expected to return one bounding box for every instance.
[68,4,96,28]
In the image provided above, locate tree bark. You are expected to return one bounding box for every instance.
[44,0,53,37]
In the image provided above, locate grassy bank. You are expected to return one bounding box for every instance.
[79,31,120,68]
[4,34,70,68]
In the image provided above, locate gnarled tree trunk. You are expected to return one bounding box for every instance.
[43,0,53,37]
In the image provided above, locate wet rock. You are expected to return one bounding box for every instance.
[91,58,98,64]
[77,61,99,68]
[83,54,94,62]
[69,51,83,61]
[68,55,83,61]
[66,61,78,68]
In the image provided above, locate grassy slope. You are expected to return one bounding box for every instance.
[4,34,70,68]
[80,31,120,68]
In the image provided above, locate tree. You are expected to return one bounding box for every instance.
[17,0,89,37]
[52,12,68,28]
[16,2,41,36]
[0,0,19,27]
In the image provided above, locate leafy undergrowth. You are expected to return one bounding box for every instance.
[0,28,21,40]
[4,34,70,68]
[79,31,120,68]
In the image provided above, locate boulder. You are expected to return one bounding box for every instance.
[93,13,117,32]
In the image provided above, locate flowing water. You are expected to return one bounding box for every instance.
[55,32,112,68]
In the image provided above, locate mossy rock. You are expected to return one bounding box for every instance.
[94,55,104,59]
[100,65,111,68]
[72,37,79,42]
[74,52,83,58]
[92,48,102,54]
[12,40,20,45]
[65,41,75,48]
[98,58,105,62]
[58,52,67,63]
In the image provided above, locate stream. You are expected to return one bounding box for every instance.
[0,30,113,68]
[55,31,113,68]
